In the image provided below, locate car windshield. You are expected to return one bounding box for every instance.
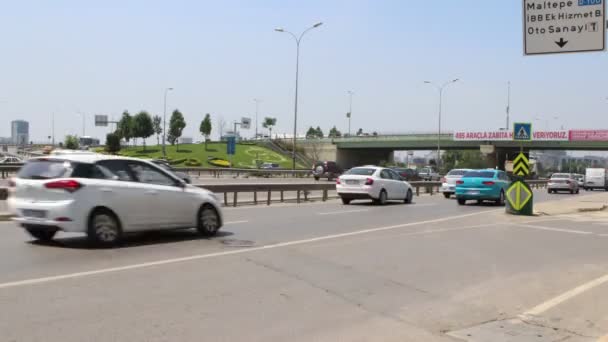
[346,168,376,176]
[447,170,468,176]
[463,171,495,178]
[17,160,72,179]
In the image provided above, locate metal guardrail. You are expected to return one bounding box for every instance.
[0,180,549,208]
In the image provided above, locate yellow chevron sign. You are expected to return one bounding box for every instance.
[513,152,529,176]
[506,181,532,211]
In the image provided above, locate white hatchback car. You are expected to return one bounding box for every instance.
[8,154,223,246]
[336,166,413,205]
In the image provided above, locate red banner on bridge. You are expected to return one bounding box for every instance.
[453,130,568,141]
[569,130,608,141]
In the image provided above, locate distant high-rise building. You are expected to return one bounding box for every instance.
[11,120,29,145]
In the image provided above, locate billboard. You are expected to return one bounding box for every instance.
[95,115,108,127]
[454,130,568,141]
[569,130,608,141]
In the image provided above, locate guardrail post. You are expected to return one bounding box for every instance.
[429,186,433,195]
[304,191,308,201]
[297,190,301,203]
[280,191,284,202]
[267,190,271,205]
[416,186,420,196]
[233,192,238,207]
[224,192,228,206]
[322,189,328,201]
[253,191,257,205]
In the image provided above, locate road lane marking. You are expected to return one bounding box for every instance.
[0,209,498,290]
[511,224,593,235]
[318,209,369,215]
[224,220,249,225]
[520,272,608,318]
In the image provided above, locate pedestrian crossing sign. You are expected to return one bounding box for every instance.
[513,122,532,141]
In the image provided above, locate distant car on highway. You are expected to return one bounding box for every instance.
[0,156,22,164]
[312,161,342,181]
[440,169,472,199]
[455,169,510,206]
[151,159,192,184]
[8,154,222,246]
[336,166,413,205]
[260,163,280,170]
[390,167,421,181]
[548,173,579,194]
[584,168,608,191]
[417,167,440,181]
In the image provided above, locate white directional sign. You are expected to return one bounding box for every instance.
[523,0,605,55]
[241,117,251,129]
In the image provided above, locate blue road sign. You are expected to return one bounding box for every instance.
[226,136,236,155]
[513,122,532,141]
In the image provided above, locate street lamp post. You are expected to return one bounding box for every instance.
[347,90,354,136]
[77,111,85,136]
[162,87,173,158]
[254,98,261,139]
[275,22,323,170]
[424,79,459,168]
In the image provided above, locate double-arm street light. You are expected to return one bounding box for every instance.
[275,22,323,170]
[424,79,459,168]
[162,87,174,158]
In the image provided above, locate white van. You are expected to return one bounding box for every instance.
[584,168,608,191]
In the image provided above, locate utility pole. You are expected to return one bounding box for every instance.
[347,91,354,137]
[52,113,55,146]
[254,98,261,139]
[506,81,511,130]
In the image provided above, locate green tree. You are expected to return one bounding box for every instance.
[152,115,162,146]
[262,117,277,138]
[442,150,487,173]
[168,109,186,151]
[64,135,79,150]
[306,126,317,139]
[105,132,121,154]
[132,111,155,151]
[117,111,133,144]
[315,126,324,138]
[200,113,212,150]
[328,126,342,138]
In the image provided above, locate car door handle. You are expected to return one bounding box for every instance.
[145,190,158,195]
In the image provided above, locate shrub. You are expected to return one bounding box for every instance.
[208,158,231,168]
[184,158,202,167]
[105,133,121,154]
[168,158,187,165]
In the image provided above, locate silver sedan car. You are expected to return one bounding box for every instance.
[548,173,579,194]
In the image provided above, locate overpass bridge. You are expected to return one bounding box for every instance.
[296,132,608,169]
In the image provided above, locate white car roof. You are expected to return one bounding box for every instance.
[31,153,148,164]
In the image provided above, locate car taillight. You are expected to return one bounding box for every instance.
[482,181,495,185]
[456,180,464,185]
[365,178,374,185]
[336,178,341,184]
[44,179,83,193]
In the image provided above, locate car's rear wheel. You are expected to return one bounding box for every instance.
[197,205,220,237]
[314,176,320,181]
[404,189,413,204]
[496,190,505,206]
[570,189,575,194]
[341,197,351,205]
[25,226,57,242]
[457,198,466,205]
[376,190,387,205]
[88,210,122,247]
[443,193,450,199]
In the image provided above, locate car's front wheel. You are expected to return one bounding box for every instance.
[443,193,450,199]
[197,205,220,237]
[25,226,57,242]
[88,210,122,247]
[457,198,466,205]
[404,189,413,204]
[496,190,505,206]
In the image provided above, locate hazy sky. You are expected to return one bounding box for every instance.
[1,0,608,142]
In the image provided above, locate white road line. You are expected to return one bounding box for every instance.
[318,209,369,216]
[520,273,608,317]
[0,209,497,290]
[511,224,593,235]
[224,220,249,225]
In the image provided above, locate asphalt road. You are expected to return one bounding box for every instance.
[1,190,608,341]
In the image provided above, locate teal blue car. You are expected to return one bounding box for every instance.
[455,169,510,206]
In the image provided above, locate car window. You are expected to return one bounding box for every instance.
[17,160,72,179]
[463,171,496,178]
[346,168,376,176]
[388,170,402,180]
[96,160,135,181]
[380,170,391,179]
[447,170,468,176]
[71,163,108,179]
[128,162,176,186]
[551,173,570,179]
